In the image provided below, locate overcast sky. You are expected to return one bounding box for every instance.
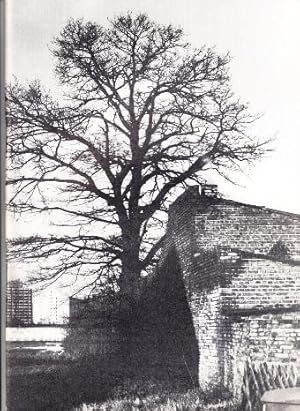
[7,0,300,213]
[6,0,300,319]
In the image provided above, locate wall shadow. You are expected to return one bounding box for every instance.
[137,247,199,387]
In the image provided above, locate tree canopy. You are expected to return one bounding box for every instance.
[6,13,269,300]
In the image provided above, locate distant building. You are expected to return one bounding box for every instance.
[36,292,60,324]
[6,280,33,326]
[69,295,119,325]
[49,294,59,324]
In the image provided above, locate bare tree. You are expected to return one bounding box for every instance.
[6,14,269,301]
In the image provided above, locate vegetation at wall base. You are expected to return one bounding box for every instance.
[7,342,236,411]
[74,389,235,411]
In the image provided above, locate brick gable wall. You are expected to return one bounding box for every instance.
[156,185,300,396]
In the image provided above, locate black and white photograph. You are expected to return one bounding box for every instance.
[4,1,300,410]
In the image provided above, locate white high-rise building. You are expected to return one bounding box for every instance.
[33,290,68,324]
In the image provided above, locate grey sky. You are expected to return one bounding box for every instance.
[6,0,300,318]
[7,0,300,213]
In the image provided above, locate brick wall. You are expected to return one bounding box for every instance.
[194,200,300,258]
[156,185,300,395]
[221,256,300,311]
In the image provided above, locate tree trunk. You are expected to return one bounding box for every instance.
[119,260,141,302]
[119,223,142,302]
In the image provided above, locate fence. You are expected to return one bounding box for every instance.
[241,360,298,411]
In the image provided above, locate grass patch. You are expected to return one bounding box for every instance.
[73,373,234,410]
[7,346,235,411]
[74,387,234,410]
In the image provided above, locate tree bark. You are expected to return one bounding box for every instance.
[119,223,142,302]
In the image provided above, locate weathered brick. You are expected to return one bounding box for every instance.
[154,185,300,395]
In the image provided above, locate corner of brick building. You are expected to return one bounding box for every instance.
[158,184,300,397]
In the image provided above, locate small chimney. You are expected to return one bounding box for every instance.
[201,184,218,198]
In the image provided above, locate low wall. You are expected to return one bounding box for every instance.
[6,326,67,342]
